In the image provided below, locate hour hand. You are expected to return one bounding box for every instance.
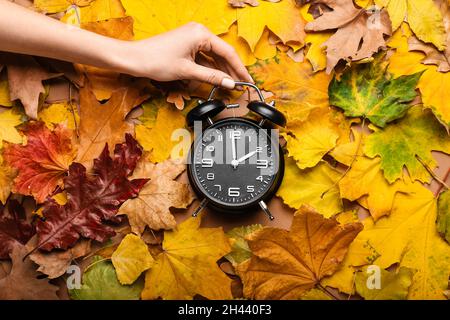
[236,150,257,164]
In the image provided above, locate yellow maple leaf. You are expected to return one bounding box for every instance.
[284,107,349,169]
[237,206,362,299]
[38,102,79,130]
[121,0,235,40]
[277,157,343,217]
[118,158,194,233]
[111,234,154,285]
[375,0,446,50]
[61,0,125,24]
[249,53,331,123]
[220,23,277,66]
[135,99,186,163]
[337,183,450,299]
[141,215,232,300]
[0,109,23,149]
[235,0,306,51]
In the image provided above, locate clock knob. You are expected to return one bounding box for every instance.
[186,99,226,127]
[247,100,286,127]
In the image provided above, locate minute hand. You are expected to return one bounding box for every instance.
[237,150,258,164]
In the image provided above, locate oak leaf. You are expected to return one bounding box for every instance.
[3,122,76,203]
[141,215,232,300]
[70,256,144,300]
[277,157,343,217]
[0,245,59,300]
[305,0,392,73]
[437,189,450,243]
[329,56,422,128]
[237,206,362,299]
[0,200,35,259]
[249,53,331,123]
[375,0,446,50]
[77,83,149,168]
[118,158,194,234]
[35,134,148,251]
[355,266,415,300]
[111,234,154,285]
[364,106,450,183]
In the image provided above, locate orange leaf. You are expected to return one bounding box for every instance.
[3,122,76,203]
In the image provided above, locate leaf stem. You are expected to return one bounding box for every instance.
[415,155,450,194]
[317,283,341,300]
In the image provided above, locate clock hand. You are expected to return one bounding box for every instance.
[231,132,237,168]
[237,150,257,164]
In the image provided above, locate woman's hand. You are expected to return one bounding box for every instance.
[114,22,253,89]
[0,1,251,89]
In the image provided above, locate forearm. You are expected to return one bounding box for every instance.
[0,0,125,70]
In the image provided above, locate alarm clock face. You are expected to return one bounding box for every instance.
[188,118,283,210]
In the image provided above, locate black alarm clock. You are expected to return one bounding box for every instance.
[186,82,286,220]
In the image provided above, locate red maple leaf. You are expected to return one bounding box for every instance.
[3,122,76,203]
[35,134,148,252]
[0,200,35,259]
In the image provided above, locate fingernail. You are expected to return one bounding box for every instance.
[221,78,235,89]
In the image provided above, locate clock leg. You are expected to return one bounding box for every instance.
[259,200,275,221]
[192,198,209,217]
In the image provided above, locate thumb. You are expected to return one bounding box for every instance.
[183,62,235,89]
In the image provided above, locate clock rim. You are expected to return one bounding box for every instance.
[187,117,285,213]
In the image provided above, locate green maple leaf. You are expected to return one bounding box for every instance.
[329,57,423,128]
[438,190,450,244]
[364,106,450,183]
[70,256,144,300]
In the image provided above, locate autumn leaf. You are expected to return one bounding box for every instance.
[364,106,450,183]
[237,206,362,299]
[0,200,35,259]
[28,239,91,279]
[3,122,76,203]
[38,102,79,130]
[388,23,450,130]
[0,245,59,300]
[329,56,422,128]
[284,107,349,169]
[118,158,194,234]
[77,83,149,168]
[305,0,392,73]
[437,189,450,243]
[339,155,410,220]
[34,0,94,14]
[355,266,415,300]
[35,134,148,251]
[0,159,16,204]
[135,97,186,163]
[228,0,259,7]
[0,108,23,149]
[249,53,331,123]
[235,0,306,51]
[277,157,343,217]
[375,0,446,50]
[0,71,12,107]
[141,215,232,300]
[345,183,450,299]
[121,0,236,40]
[0,54,60,119]
[111,234,154,285]
[225,224,263,266]
[61,0,126,24]
[70,256,144,300]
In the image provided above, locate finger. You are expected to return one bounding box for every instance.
[201,34,253,83]
[182,61,235,89]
